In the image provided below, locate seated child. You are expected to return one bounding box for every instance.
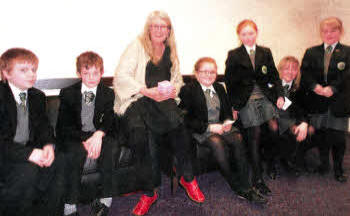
[56,51,115,216]
[0,48,65,216]
[179,57,267,204]
[264,56,310,178]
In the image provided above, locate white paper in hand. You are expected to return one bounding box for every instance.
[282,97,292,110]
[223,120,236,126]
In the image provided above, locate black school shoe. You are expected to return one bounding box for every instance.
[254,181,272,196]
[235,188,267,204]
[335,174,347,183]
[90,199,110,216]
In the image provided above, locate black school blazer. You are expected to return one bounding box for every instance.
[300,43,350,116]
[282,82,308,124]
[224,45,284,111]
[0,82,55,163]
[179,80,233,134]
[56,81,115,147]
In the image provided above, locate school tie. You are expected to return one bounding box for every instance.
[283,84,290,96]
[84,91,95,105]
[249,49,255,70]
[324,45,333,83]
[19,92,27,111]
[205,89,212,98]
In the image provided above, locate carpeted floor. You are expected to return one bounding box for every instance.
[79,135,350,216]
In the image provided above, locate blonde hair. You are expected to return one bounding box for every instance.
[320,16,344,36]
[138,10,179,68]
[277,56,301,89]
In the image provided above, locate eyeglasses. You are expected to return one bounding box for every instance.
[198,70,217,76]
[150,25,169,31]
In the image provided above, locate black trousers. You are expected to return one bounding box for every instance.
[2,152,65,216]
[200,132,250,191]
[296,129,346,175]
[123,102,194,194]
[64,136,114,203]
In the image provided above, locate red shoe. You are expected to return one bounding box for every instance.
[132,192,158,216]
[180,177,205,203]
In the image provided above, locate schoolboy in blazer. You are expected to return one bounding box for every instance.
[56,52,115,216]
[300,17,349,182]
[0,48,65,216]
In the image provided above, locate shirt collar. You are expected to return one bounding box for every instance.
[81,83,97,95]
[8,82,28,104]
[282,80,293,90]
[244,44,256,54]
[199,83,216,98]
[324,42,338,51]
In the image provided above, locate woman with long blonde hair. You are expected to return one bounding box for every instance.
[113,10,205,216]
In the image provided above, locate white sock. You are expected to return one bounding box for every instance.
[64,203,77,215]
[100,197,112,207]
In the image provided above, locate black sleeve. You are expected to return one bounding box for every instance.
[179,85,208,134]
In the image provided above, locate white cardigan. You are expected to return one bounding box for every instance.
[113,38,184,115]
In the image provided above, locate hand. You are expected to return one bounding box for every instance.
[222,121,232,132]
[313,84,324,96]
[160,85,176,99]
[83,131,105,159]
[209,124,224,135]
[294,122,308,142]
[232,109,239,120]
[308,125,315,136]
[276,97,285,110]
[322,86,334,97]
[42,144,55,167]
[140,87,169,102]
[268,119,278,132]
[28,149,45,167]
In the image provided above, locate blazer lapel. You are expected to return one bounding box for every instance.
[94,83,104,125]
[73,82,83,123]
[193,81,208,122]
[329,43,344,71]
[239,45,254,71]
[255,45,265,72]
[4,83,18,133]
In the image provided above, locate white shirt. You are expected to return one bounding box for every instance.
[199,83,216,98]
[81,83,97,95]
[282,80,293,90]
[244,44,256,55]
[8,82,28,104]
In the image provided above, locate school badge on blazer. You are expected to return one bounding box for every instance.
[261,65,267,74]
[337,62,345,71]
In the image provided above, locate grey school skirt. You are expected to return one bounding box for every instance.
[239,97,279,128]
[310,110,349,132]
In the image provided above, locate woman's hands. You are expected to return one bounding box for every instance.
[140,84,176,102]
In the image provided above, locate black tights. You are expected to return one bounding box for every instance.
[202,132,250,191]
[246,124,265,185]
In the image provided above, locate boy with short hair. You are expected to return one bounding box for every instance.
[56,51,115,216]
[0,48,65,216]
